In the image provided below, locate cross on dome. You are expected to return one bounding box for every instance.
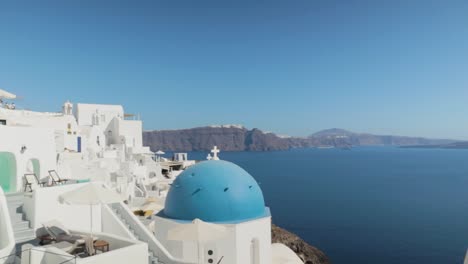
[211,146,220,160]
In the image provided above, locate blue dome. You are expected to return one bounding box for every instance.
[163,160,267,222]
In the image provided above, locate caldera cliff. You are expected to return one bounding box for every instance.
[143,126,455,152]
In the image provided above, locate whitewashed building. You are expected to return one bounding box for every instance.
[0,90,303,264]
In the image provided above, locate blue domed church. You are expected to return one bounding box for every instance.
[153,159,303,264]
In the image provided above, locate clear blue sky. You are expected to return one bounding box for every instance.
[1,1,467,139]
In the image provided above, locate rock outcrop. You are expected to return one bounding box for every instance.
[272,224,330,264]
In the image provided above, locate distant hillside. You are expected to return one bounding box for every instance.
[143,126,456,152]
[401,141,468,149]
[309,128,455,147]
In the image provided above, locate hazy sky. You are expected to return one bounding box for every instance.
[1,1,468,139]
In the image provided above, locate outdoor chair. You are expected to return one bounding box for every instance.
[48,170,69,185]
[23,173,46,192]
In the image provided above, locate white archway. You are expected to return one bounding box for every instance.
[26,158,41,177]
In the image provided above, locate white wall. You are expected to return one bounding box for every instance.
[23,232,147,264]
[0,188,15,264]
[79,125,106,155]
[0,109,77,130]
[23,183,102,231]
[118,119,143,148]
[101,204,135,239]
[234,217,272,264]
[23,246,74,264]
[153,215,272,264]
[0,109,80,152]
[0,126,57,192]
[76,234,147,264]
[75,103,123,128]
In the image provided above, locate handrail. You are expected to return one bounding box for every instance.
[111,202,195,264]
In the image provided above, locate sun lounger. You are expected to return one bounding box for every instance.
[48,170,69,185]
[24,173,46,192]
[42,220,97,245]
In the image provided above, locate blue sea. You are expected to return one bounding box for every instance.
[183,147,468,264]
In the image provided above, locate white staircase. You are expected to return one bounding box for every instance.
[110,204,160,264]
[5,193,35,243]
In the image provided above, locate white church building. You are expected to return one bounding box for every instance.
[154,160,273,264]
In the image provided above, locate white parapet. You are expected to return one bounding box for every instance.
[0,188,15,264]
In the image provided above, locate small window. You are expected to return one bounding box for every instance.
[208,250,213,255]
[0,120,6,125]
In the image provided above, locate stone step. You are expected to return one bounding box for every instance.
[13,221,30,231]
[8,206,23,217]
[7,201,23,208]
[9,213,24,224]
[15,235,36,244]
[6,197,25,205]
[14,228,35,243]
[5,192,25,199]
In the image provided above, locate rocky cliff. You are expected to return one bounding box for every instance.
[143,125,294,151]
[143,126,455,152]
[272,224,330,264]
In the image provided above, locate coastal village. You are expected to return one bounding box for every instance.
[0,89,323,264]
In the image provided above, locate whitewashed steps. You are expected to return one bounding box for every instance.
[111,206,160,264]
[5,193,35,243]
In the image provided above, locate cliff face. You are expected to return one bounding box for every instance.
[143,126,295,152]
[143,126,455,152]
[272,224,330,264]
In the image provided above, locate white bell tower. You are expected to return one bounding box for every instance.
[62,100,73,115]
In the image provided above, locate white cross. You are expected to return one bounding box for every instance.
[206,154,212,160]
[211,146,220,160]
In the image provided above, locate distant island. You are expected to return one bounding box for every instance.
[143,126,456,152]
[401,141,468,149]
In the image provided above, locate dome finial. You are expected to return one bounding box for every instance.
[211,146,220,160]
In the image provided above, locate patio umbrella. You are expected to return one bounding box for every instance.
[141,200,164,212]
[0,89,16,99]
[59,182,124,254]
[155,150,165,155]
